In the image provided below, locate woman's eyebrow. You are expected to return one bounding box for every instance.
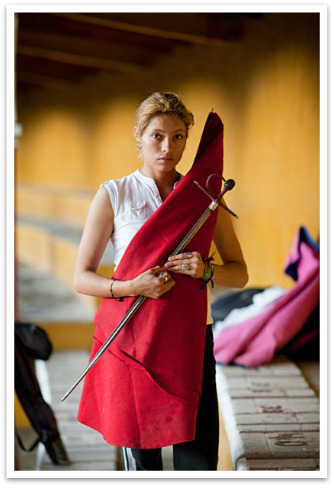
[150,128,186,133]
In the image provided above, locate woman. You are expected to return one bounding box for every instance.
[74,92,248,471]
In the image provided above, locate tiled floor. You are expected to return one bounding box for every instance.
[40,350,120,471]
[16,349,175,472]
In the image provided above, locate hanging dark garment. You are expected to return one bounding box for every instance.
[15,322,70,465]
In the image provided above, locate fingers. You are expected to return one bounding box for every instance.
[136,251,204,299]
[165,251,205,279]
[151,266,172,283]
[152,265,167,276]
[167,251,196,262]
[156,270,172,284]
[139,266,175,299]
[151,273,175,299]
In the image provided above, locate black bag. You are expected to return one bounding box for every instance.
[15,322,70,465]
[211,288,265,323]
[15,321,52,361]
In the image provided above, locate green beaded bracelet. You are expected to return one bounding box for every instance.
[201,266,211,281]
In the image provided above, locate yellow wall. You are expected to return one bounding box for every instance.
[15,13,320,289]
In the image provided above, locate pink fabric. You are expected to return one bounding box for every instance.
[214,230,320,367]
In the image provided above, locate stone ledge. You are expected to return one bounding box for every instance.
[235,458,320,471]
[216,355,320,471]
[15,217,114,315]
[16,183,94,228]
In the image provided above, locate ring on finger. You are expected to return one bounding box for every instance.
[185,252,193,258]
[163,275,168,283]
[182,263,190,271]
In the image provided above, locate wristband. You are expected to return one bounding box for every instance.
[110,279,124,302]
[201,264,211,281]
[200,255,215,291]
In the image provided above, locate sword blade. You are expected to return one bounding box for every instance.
[61,295,146,401]
[61,206,215,402]
[61,176,235,402]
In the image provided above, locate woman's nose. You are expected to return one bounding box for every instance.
[162,137,171,152]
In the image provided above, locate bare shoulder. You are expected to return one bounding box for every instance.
[82,186,114,236]
[89,186,113,214]
[93,185,112,205]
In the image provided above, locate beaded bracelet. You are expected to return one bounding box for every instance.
[200,255,215,291]
[201,264,211,281]
[110,279,124,302]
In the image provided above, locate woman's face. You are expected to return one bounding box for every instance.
[136,114,187,177]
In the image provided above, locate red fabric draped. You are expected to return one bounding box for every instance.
[77,113,224,448]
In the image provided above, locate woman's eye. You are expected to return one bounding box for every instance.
[174,134,183,140]
[153,133,161,139]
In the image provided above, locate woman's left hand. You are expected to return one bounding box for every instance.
[165,251,206,279]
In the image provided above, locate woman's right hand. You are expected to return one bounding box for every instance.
[131,266,175,299]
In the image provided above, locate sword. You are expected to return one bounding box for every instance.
[61,173,237,402]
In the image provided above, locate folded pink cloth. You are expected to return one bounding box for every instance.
[214,227,319,367]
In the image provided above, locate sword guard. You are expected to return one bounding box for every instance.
[194,173,238,218]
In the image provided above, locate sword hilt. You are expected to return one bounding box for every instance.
[194,173,238,218]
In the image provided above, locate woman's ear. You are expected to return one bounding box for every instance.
[133,127,142,152]
[133,126,139,141]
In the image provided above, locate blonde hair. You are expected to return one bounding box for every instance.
[135,91,194,138]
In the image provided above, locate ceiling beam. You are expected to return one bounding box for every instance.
[16,70,77,91]
[17,45,146,74]
[15,12,251,94]
[52,12,238,45]
[18,29,165,63]
[16,53,97,82]
[18,13,182,52]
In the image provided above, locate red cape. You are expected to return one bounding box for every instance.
[78,113,224,448]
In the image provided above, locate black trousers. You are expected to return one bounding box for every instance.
[123,325,219,471]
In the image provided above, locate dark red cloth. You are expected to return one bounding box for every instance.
[77,113,224,448]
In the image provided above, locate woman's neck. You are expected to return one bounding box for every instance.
[139,168,180,201]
